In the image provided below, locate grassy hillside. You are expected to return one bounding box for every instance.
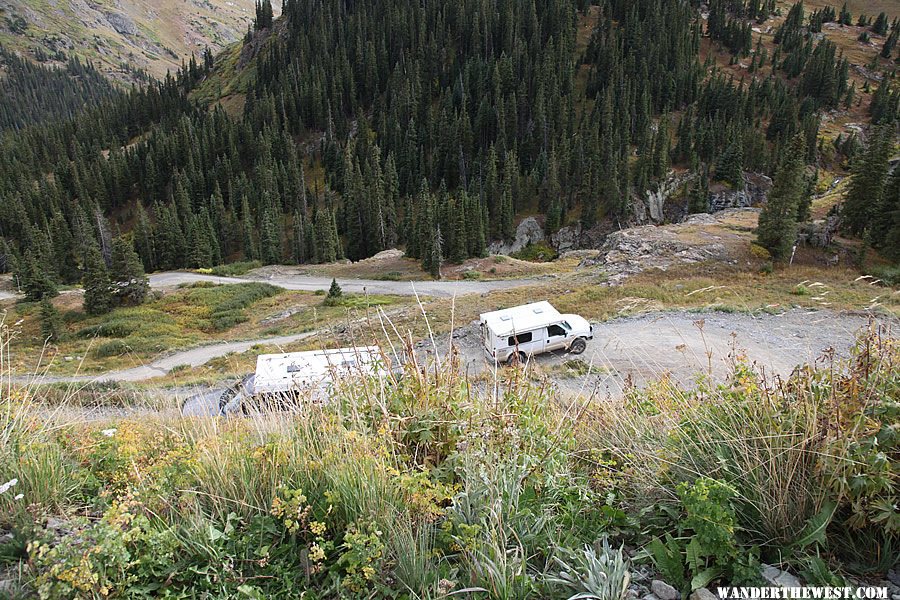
[1,324,897,597]
[0,0,278,84]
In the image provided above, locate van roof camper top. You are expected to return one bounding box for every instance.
[253,347,382,394]
[480,301,563,337]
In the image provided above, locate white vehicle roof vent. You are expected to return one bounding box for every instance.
[533,307,544,313]
[500,315,512,321]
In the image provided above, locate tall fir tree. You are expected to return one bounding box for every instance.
[757,135,808,260]
[109,236,149,306]
[842,126,893,236]
[83,241,114,315]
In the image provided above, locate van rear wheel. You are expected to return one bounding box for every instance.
[506,351,526,366]
[569,338,587,355]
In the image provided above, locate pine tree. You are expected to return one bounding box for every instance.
[757,135,807,260]
[18,250,57,301]
[109,236,149,306]
[325,278,343,304]
[39,296,63,342]
[241,195,257,261]
[133,204,156,272]
[50,213,80,284]
[83,242,114,315]
[880,165,900,261]
[688,170,710,214]
[842,126,893,236]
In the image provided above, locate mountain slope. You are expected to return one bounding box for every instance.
[0,0,276,84]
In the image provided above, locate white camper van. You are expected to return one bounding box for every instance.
[479,301,593,365]
[217,347,387,414]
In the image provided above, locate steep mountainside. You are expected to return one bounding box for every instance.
[0,46,118,129]
[0,0,897,297]
[0,0,275,83]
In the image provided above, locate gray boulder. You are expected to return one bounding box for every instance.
[761,565,801,588]
[651,580,680,600]
[488,216,545,255]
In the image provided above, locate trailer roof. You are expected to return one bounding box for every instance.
[479,301,562,337]
[254,347,383,394]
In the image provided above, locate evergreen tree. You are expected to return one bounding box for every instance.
[83,242,114,316]
[18,250,57,301]
[879,165,900,260]
[39,297,63,342]
[688,170,710,214]
[50,213,80,284]
[842,126,893,236]
[757,135,807,260]
[133,204,156,272]
[109,236,149,306]
[325,278,343,306]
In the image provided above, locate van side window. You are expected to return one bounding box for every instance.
[548,324,566,337]
[508,331,533,346]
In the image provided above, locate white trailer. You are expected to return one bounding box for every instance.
[218,347,387,414]
[479,301,593,365]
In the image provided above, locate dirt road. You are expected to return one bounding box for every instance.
[21,308,888,390]
[447,308,888,396]
[148,272,543,297]
[18,330,318,385]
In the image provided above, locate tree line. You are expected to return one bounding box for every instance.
[0,0,897,291]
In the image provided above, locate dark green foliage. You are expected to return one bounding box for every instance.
[878,165,900,261]
[324,278,343,306]
[109,237,149,307]
[82,243,114,316]
[17,250,57,301]
[254,0,274,30]
[0,47,117,131]
[839,3,852,26]
[688,171,710,214]
[757,135,808,260]
[872,12,889,36]
[39,297,63,342]
[0,0,883,273]
[841,126,893,237]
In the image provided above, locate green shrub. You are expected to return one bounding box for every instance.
[76,319,139,338]
[511,241,559,263]
[374,271,402,281]
[462,270,482,280]
[209,260,262,277]
[869,265,900,287]
[93,340,129,358]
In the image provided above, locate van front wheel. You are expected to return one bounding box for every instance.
[569,338,587,355]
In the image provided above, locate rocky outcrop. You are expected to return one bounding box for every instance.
[708,172,773,212]
[578,209,757,285]
[634,171,696,224]
[799,214,840,248]
[488,216,546,255]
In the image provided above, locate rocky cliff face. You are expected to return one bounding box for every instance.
[487,171,772,257]
[708,172,773,212]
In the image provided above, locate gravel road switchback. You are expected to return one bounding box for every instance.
[444,308,892,397]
